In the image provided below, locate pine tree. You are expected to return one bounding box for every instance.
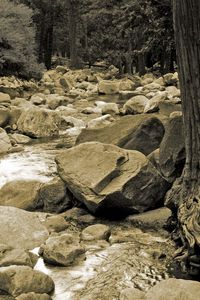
[0,0,43,78]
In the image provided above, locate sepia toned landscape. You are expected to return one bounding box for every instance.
[0,1,200,299]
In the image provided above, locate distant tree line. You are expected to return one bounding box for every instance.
[0,0,174,78]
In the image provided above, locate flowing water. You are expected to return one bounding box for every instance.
[33,229,173,300]
[0,136,75,188]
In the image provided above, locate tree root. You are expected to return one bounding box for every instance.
[165,177,200,274]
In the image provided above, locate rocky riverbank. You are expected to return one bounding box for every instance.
[0,66,199,299]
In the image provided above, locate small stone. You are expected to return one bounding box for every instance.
[81,224,111,241]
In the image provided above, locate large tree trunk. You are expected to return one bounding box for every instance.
[172,0,200,265]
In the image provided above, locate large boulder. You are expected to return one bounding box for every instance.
[17,107,59,137]
[0,206,48,249]
[145,278,200,300]
[0,266,54,297]
[0,180,42,210]
[123,95,148,114]
[159,114,185,181]
[0,128,12,154]
[40,233,85,266]
[56,142,169,214]
[76,115,165,156]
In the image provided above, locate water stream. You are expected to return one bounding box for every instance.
[0,137,72,188]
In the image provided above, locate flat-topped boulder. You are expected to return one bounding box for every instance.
[56,142,169,215]
[76,114,165,156]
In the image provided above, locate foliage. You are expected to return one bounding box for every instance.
[0,0,43,79]
[1,0,174,74]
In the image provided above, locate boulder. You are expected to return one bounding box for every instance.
[0,244,37,268]
[98,80,120,94]
[159,114,185,180]
[56,142,169,214]
[123,95,148,114]
[43,215,69,233]
[0,108,10,127]
[143,82,163,91]
[119,79,135,91]
[0,206,48,249]
[0,128,12,154]
[81,224,111,241]
[0,180,42,210]
[40,233,85,266]
[17,107,59,137]
[45,94,67,110]
[0,266,54,297]
[166,86,181,98]
[77,115,165,156]
[126,207,171,230]
[16,293,52,300]
[144,92,167,113]
[101,103,119,115]
[145,278,200,300]
[39,177,72,213]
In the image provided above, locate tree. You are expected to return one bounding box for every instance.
[0,0,42,78]
[66,0,81,68]
[170,0,200,269]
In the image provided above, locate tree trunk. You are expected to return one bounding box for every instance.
[137,53,145,76]
[44,24,53,70]
[67,0,80,69]
[172,0,200,265]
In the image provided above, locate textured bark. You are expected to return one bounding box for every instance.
[173,0,200,260]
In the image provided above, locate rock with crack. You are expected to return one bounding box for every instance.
[76,114,165,156]
[56,142,170,215]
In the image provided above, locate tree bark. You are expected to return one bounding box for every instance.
[67,0,80,69]
[137,53,146,76]
[172,0,200,264]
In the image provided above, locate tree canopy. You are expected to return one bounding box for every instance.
[0,0,174,77]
